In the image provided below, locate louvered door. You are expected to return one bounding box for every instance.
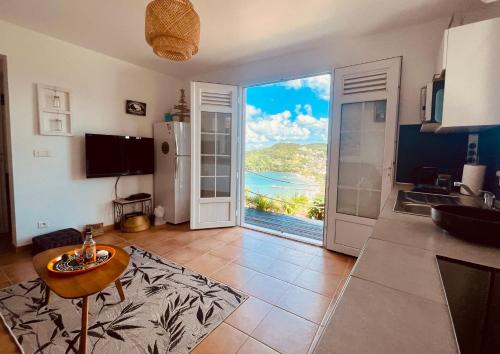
[191,82,239,229]
[326,58,401,256]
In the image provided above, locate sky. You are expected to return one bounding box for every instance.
[246,74,331,151]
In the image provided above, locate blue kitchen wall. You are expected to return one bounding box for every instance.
[396,125,500,197]
[477,126,500,197]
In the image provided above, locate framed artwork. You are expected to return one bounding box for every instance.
[126,100,147,116]
[37,84,73,136]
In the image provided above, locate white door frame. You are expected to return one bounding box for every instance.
[190,82,240,229]
[237,72,334,246]
[325,57,402,256]
[0,55,15,246]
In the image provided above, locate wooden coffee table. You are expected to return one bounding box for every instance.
[33,244,130,354]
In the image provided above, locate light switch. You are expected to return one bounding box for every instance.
[33,149,51,158]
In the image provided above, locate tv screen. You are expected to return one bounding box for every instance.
[85,133,154,178]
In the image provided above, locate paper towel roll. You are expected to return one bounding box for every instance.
[461,164,486,195]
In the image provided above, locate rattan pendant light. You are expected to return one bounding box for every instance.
[145,0,200,61]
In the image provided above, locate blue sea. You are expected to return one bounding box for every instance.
[245,171,322,199]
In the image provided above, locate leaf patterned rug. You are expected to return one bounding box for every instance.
[0,246,248,354]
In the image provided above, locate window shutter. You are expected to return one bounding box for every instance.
[201,91,232,107]
[342,72,387,95]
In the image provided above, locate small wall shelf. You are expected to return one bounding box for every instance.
[37,84,73,136]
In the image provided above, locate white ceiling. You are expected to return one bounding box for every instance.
[0,0,489,78]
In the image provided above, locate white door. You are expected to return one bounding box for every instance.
[326,57,401,256]
[190,82,239,229]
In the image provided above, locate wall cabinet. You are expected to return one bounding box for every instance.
[437,17,500,131]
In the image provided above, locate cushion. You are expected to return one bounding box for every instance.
[31,228,83,255]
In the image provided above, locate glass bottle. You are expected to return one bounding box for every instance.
[82,228,96,264]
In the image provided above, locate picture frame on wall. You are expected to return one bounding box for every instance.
[37,83,73,136]
[126,100,147,116]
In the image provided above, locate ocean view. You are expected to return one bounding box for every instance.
[245,171,321,199]
[243,74,330,239]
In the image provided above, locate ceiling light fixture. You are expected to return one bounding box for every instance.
[145,0,200,61]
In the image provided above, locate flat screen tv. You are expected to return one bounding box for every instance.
[85,133,154,178]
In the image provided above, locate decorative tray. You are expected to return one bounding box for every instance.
[47,245,116,275]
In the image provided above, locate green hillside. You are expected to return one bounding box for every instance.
[245,143,327,182]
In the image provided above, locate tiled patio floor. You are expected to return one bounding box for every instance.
[244,208,324,242]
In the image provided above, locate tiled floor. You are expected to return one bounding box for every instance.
[0,224,355,354]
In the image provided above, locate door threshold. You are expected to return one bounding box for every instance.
[242,222,324,247]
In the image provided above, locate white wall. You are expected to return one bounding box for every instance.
[0,20,184,246]
[190,18,448,125]
[190,12,499,125]
[189,8,500,124]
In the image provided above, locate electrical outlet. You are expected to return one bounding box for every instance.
[37,221,48,229]
[33,149,51,158]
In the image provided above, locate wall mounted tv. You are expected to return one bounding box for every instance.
[85,133,154,178]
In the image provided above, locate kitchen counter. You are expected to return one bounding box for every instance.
[313,185,500,354]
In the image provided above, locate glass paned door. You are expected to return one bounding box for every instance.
[190,81,238,230]
[337,100,386,219]
[200,112,232,198]
[326,57,401,256]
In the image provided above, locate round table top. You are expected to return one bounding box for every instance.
[32,244,130,299]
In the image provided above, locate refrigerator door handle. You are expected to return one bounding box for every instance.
[175,157,178,180]
[174,134,178,156]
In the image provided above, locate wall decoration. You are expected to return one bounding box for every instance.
[164,110,173,122]
[172,89,190,122]
[37,84,73,136]
[126,100,147,116]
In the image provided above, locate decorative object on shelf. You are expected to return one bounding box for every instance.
[145,0,200,61]
[126,100,147,116]
[46,245,116,274]
[37,84,72,136]
[172,88,190,122]
[164,110,173,122]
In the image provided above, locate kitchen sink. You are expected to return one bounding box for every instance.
[396,202,432,216]
[393,191,462,216]
[432,205,500,246]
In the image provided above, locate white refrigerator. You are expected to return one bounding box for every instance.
[154,122,190,224]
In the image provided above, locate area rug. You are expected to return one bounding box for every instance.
[0,246,247,354]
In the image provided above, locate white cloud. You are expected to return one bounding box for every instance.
[246,104,262,119]
[245,104,328,150]
[281,74,331,100]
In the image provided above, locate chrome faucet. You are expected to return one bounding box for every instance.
[454,182,496,210]
[480,190,497,210]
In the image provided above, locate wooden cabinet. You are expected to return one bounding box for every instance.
[439,17,500,131]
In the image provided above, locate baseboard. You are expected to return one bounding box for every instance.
[103,224,116,232]
[15,243,31,254]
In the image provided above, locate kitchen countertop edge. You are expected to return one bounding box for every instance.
[312,184,500,354]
